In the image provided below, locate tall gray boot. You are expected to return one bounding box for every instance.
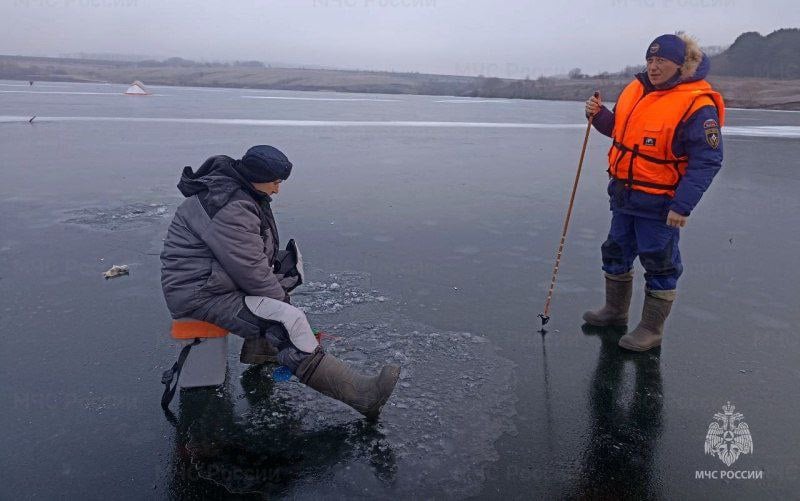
[240,336,278,364]
[618,290,675,352]
[582,271,634,326]
[297,348,400,420]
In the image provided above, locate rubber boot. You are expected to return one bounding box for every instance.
[618,290,675,352]
[297,348,400,420]
[239,336,278,364]
[582,271,634,327]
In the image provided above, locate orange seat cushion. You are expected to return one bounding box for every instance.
[171,319,228,339]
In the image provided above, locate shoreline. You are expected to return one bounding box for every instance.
[4,78,799,113]
[1,54,799,111]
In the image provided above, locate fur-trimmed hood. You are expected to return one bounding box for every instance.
[677,33,705,80]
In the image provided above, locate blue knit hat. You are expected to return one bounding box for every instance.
[238,145,292,183]
[645,34,686,65]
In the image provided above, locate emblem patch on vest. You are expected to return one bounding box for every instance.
[704,119,721,149]
[643,137,657,147]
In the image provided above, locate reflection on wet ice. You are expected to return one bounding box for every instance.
[168,271,517,497]
[570,325,663,500]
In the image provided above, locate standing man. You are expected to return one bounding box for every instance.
[160,145,400,418]
[583,34,724,351]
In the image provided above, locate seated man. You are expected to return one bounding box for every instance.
[160,145,399,419]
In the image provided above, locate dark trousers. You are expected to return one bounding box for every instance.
[193,292,314,372]
[601,212,683,291]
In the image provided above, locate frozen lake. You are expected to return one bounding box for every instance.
[1,80,798,499]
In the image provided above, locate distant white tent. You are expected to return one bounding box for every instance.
[124,80,150,95]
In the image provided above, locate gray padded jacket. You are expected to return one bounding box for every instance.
[160,155,285,319]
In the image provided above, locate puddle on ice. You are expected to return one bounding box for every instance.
[63,203,170,230]
[173,271,517,498]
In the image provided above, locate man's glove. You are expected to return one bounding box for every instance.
[272,239,304,293]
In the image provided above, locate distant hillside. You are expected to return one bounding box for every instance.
[0,55,479,95]
[711,28,800,79]
[1,28,799,110]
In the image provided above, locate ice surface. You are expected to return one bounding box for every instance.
[178,272,517,497]
[63,203,170,230]
[3,82,798,499]
[242,95,399,102]
[0,115,588,128]
[292,272,389,314]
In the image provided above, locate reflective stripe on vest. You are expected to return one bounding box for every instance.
[608,78,725,197]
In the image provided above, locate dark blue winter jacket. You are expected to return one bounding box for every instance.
[592,54,724,220]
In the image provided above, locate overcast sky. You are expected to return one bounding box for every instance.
[1,0,796,78]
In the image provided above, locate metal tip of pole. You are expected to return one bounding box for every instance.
[538,313,550,335]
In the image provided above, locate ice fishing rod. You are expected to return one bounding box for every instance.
[538,91,599,334]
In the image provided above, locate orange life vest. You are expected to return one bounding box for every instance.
[608,78,725,197]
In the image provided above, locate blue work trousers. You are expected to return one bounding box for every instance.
[601,212,682,291]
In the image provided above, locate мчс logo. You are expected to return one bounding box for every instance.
[704,402,753,467]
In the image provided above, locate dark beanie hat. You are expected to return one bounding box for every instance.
[237,145,293,183]
[645,34,686,65]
